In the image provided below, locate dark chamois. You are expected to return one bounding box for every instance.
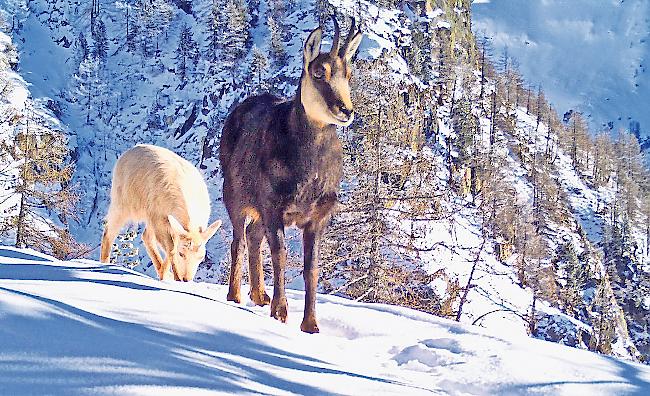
[219,17,362,333]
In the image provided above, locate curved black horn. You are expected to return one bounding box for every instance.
[330,15,340,55]
[339,17,357,57]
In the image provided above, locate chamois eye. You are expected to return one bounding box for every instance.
[313,67,325,80]
[178,251,186,258]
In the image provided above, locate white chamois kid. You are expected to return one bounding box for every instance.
[100,144,221,281]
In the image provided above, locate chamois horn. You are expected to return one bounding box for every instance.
[339,17,357,58]
[330,15,341,55]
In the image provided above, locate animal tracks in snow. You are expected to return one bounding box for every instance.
[392,338,470,371]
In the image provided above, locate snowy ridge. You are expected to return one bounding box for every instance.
[2,247,650,395]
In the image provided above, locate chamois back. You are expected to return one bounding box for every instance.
[110,144,210,229]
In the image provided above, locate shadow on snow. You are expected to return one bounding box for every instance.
[0,261,415,395]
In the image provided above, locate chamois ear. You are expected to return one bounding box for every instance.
[341,31,362,62]
[168,215,188,236]
[303,27,323,65]
[201,219,222,242]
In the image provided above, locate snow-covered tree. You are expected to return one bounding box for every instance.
[73,56,101,123]
[556,242,589,318]
[176,24,199,85]
[0,108,81,258]
[92,19,109,61]
[267,14,285,65]
[250,45,268,91]
[222,0,250,69]
[135,0,174,59]
[205,0,225,64]
[75,32,89,63]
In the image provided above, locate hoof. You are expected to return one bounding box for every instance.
[300,318,320,334]
[226,291,241,304]
[250,290,271,307]
[160,272,174,281]
[271,297,288,323]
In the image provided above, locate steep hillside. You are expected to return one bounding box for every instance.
[1,0,649,368]
[472,0,650,146]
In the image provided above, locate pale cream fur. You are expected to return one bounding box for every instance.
[100,144,221,281]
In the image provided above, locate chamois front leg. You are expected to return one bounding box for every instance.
[301,226,321,333]
[157,234,176,281]
[265,219,288,323]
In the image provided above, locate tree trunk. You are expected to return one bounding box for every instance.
[369,108,383,301]
[456,240,485,321]
[529,292,537,336]
[15,190,26,248]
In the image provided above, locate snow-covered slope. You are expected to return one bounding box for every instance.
[2,246,650,395]
[472,0,650,141]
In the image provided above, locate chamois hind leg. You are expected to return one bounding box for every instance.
[265,217,288,323]
[142,226,166,280]
[227,214,246,303]
[246,221,270,306]
[100,208,125,264]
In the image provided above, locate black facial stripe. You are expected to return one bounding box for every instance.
[315,80,346,111]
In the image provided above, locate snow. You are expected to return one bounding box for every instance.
[472,0,650,138]
[2,246,650,395]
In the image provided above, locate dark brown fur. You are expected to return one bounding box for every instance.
[220,93,343,332]
[220,19,361,333]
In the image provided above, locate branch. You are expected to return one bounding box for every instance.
[471,308,527,326]
[386,241,446,253]
[65,243,100,260]
[329,274,369,295]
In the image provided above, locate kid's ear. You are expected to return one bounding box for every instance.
[202,219,222,241]
[168,215,189,236]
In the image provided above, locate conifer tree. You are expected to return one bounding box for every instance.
[76,32,88,63]
[73,56,101,123]
[92,19,109,61]
[592,133,614,186]
[267,14,285,65]
[557,242,589,317]
[590,278,615,354]
[206,0,225,64]
[136,0,174,59]
[0,108,80,258]
[123,1,139,55]
[250,45,268,91]
[176,24,199,85]
[564,111,589,171]
[222,0,250,70]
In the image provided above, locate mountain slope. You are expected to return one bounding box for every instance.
[472,0,650,142]
[2,246,650,395]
